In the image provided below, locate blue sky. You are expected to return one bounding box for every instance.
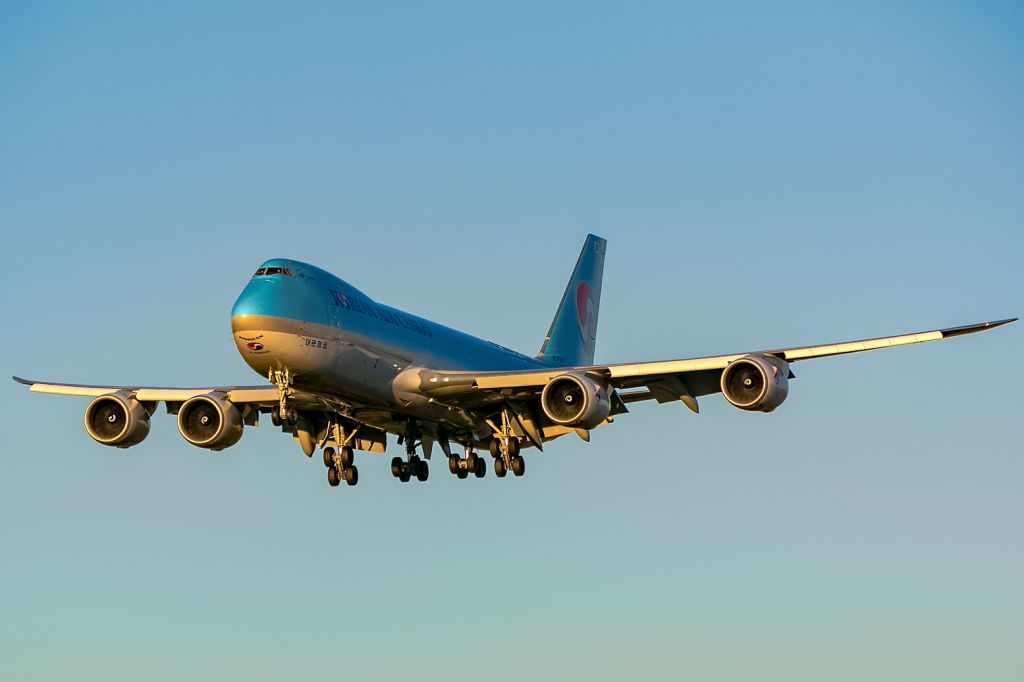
[1,2,1021,680]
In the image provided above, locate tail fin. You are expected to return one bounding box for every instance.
[537,234,607,367]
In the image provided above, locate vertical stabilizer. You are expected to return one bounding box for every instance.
[537,234,606,367]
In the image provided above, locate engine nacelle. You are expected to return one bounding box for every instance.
[720,354,790,412]
[177,393,244,450]
[540,372,611,430]
[84,391,151,448]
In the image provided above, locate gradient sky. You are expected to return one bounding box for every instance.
[1,2,1022,680]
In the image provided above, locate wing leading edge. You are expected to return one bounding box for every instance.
[12,376,279,403]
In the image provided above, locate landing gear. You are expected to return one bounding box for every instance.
[323,445,358,487]
[488,406,528,479]
[490,434,525,479]
[391,455,427,482]
[391,422,430,483]
[447,445,486,479]
[488,436,521,458]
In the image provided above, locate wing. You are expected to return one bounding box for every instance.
[11,376,363,417]
[415,318,1017,411]
[12,376,391,453]
[13,377,280,403]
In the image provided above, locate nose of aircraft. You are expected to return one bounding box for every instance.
[231,260,301,320]
[231,279,270,319]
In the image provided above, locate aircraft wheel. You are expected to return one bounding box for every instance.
[448,455,460,474]
[509,438,521,457]
[344,466,359,486]
[271,405,282,427]
[327,467,341,487]
[399,466,411,483]
[474,457,486,478]
[494,457,507,478]
[322,447,336,468]
[456,468,468,479]
[488,439,500,458]
[391,456,403,477]
[416,460,429,482]
[511,456,525,477]
[466,452,479,471]
[340,446,355,468]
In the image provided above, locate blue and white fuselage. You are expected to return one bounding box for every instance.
[230,258,547,426]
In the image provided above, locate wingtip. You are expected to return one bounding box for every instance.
[12,376,32,385]
[940,318,1017,338]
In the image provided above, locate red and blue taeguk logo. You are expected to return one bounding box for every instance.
[575,281,595,342]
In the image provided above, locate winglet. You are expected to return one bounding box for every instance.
[939,318,1017,339]
[12,376,33,386]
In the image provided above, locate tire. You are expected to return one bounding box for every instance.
[509,438,521,457]
[322,447,336,468]
[494,458,507,478]
[340,446,354,468]
[271,405,282,427]
[511,456,525,477]
[467,453,479,471]
[344,466,359,486]
[448,455,460,474]
[327,467,341,487]
[489,439,500,457]
[399,467,411,483]
[474,457,486,478]
[456,469,468,479]
[416,460,429,482]
[391,457,403,477]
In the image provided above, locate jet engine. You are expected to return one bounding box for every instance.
[177,393,244,450]
[720,354,790,412]
[540,372,611,430]
[84,391,151,448]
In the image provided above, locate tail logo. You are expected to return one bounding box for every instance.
[575,282,596,343]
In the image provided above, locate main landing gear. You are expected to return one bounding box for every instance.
[323,445,358,487]
[391,421,429,483]
[489,435,525,478]
[448,445,486,479]
[391,455,428,482]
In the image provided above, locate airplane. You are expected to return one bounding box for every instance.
[14,234,1015,488]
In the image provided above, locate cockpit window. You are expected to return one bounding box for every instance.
[254,267,293,277]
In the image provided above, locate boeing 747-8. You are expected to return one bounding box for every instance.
[15,235,1015,487]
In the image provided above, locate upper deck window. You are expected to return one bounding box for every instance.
[254,267,294,277]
